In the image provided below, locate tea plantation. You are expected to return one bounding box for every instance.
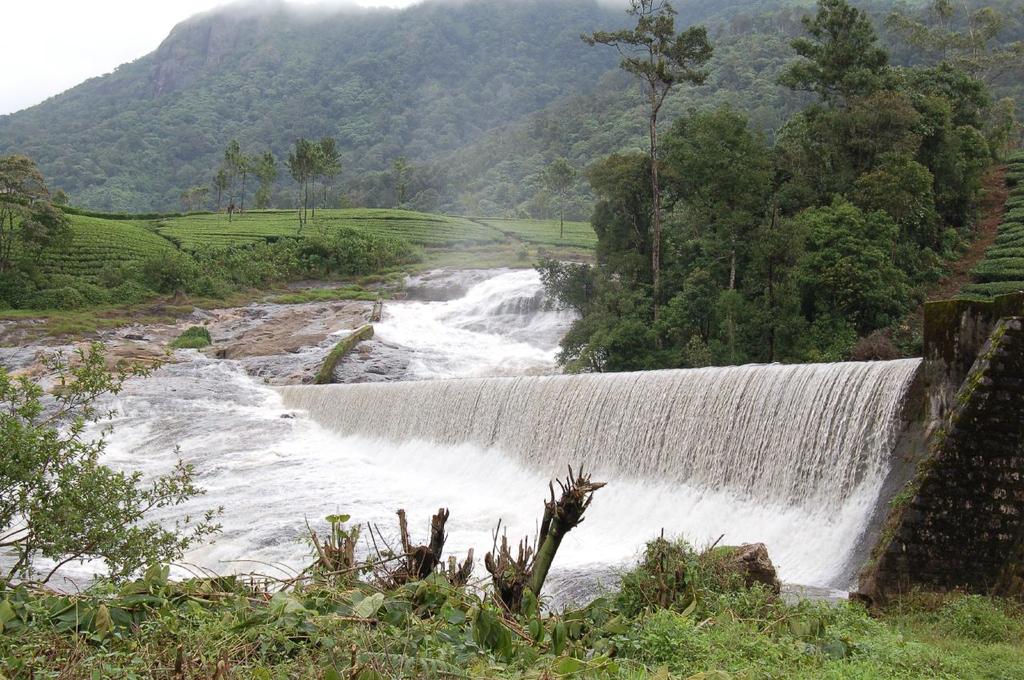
[156,209,505,250]
[35,214,177,281]
[471,217,597,249]
[961,153,1024,299]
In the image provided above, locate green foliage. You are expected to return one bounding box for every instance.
[779,0,890,103]
[960,166,1024,299]
[0,345,220,584]
[0,155,70,274]
[158,209,499,250]
[170,326,212,350]
[796,199,910,334]
[2,530,1024,678]
[546,2,998,371]
[939,595,1023,643]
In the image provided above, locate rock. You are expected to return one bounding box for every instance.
[124,333,147,341]
[727,543,781,594]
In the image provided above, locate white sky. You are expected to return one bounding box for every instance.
[0,0,419,115]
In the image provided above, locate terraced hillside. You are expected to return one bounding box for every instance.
[961,153,1024,300]
[36,215,176,281]
[471,218,597,249]
[156,210,504,251]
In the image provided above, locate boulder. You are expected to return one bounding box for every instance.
[726,543,781,594]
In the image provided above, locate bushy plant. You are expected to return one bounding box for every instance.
[169,326,212,349]
[0,344,220,583]
[25,286,87,310]
[139,250,200,294]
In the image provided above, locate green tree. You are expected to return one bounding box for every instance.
[663,107,771,292]
[223,140,242,207]
[886,1,1024,86]
[213,168,230,213]
[542,158,577,238]
[853,152,939,251]
[318,137,342,209]
[287,138,316,229]
[1,345,220,583]
[779,0,890,106]
[583,0,713,319]
[796,198,910,335]
[0,155,69,274]
[254,151,277,209]
[392,157,410,207]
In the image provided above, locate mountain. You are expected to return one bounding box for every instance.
[2,0,1020,216]
[0,0,624,211]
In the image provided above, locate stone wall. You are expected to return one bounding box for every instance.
[860,312,1024,603]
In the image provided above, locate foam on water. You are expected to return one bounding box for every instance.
[374,269,574,379]
[26,269,921,593]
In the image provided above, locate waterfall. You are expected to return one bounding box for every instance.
[279,359,922,513]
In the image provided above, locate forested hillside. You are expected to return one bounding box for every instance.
[5,0,1022,215]
[0,0,624,211]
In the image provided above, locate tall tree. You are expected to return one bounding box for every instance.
[213,168,230,213]
[886,1,1024,86]
[663,107,771,292]
[542,158,577,239]
[318,137,342,209]
[583,0,712,320]
[287,138,316,229]
[223,139,242,205]
[778,0,889,106]
[392,157,410,207]
[0,155,69,273]
[238,154,253,213]
[254,151,277,209]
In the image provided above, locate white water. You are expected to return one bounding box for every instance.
[279,360,920,587]
[23,269,922,593]
[373,269,574,379]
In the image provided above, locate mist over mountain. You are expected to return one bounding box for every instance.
[0,0,625,211]
[1,0,1019,215]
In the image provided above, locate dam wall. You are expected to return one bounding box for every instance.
[860,293,1024,602]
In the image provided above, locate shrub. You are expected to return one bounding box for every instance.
[0,344,219,583]
[851,330,901,360]
[140,250,200,294]
[110,280,155,305]
[26,286,87,310]
[170,326,212,349]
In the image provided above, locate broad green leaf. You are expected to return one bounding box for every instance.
[551,620,568,655]
[93,604,113,638]
[0,599,15,632]
[353,592,385,619]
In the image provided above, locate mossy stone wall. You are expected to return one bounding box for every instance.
[861,315,1024,603]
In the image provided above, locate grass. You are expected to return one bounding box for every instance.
[169,326,212,349]
[0,305,196,342]
[270,286,383,304]
[156,209,505,250]
[471,217,598,249]
[2,550,1022,679]
[35,214,177,281]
